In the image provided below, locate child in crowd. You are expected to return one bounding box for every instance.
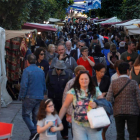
[37,99,63,140]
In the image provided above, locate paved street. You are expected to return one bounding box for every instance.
[0,101,129,140]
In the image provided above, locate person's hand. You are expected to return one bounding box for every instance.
[59,54,64,60]
[66,114,72,123]
[50,126,58,132]
[47,121,54,127]
[88,101,97,109]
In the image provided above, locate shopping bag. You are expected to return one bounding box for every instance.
[87,107,110,129]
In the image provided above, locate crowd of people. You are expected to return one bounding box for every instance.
[18,19,140,140]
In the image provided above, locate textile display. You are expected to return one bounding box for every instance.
[5,37,22,82]
[0,27,12,107]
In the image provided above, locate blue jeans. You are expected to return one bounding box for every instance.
[109,68,116,77]
[72,121,102,140]
[22,98,41,135]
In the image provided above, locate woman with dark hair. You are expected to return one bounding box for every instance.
[59,71,103,140]
[92,63,110,140]
[34,47,49,78]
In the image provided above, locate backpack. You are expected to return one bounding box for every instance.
[73,89,91,122]
[94,56,107,67]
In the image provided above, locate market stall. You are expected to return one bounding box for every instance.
[0,29,36,107]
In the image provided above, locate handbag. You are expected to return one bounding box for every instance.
[87,107,110,129]
[114,79,131,99]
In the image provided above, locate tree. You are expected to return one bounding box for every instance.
[118,0,140,20]
[95,0,123,18]
[0,0,73,30]
[0,0,32,29]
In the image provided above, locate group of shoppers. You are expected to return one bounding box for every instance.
[18,19,140,140]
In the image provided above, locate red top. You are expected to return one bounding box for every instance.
[77,56,95,76]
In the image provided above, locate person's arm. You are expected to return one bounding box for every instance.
[107,52,114,66]
[50,123,63,132]
[37,121,54,134]
[86,56,95,67]
[59,94,73,120]
[18,70,28,100]
[116,52,121,60]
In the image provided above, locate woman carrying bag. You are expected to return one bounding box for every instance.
[59,71,103,140]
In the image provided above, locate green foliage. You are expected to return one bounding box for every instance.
[118,0,140,20]
[95,0,123,18]
[0,0,74,30]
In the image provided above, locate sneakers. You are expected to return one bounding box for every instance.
[29,133,39,140]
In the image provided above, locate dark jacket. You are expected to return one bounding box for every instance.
[36,60,49,78]
[118,47,126,54]
[70,48,79,61]
[93,75,110,93]
[94,99,113,115]
[46,69,72,100]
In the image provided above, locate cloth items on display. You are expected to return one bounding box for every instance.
[87,107,110,129]
[5,37,22,82]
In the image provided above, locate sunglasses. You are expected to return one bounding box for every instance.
[40,53,44,56]
[56,68,64,71]
[79,45,84,47]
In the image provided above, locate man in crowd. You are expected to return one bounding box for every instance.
[70,40,86,61]
[107,62,140,140]
[121,41,138,68]
[19,54,46,140]
[46,60,72,139]
[50,43,77,75]
[65,40,73,55]
[98,31,104,49]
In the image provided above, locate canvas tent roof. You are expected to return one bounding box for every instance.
[128,29,140,35]
[124,25,139,30]
[95,17,121,24]
[49,18,61,22]
[22,23,57,32]
[5,29,35,40]
[115,19,140,27]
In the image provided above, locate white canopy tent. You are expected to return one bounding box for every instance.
[49,18,61,23]
[124,25,139,30]
[115,19,140,27]
[95,17,121,25]
[0,27,12,108]
[5,29,35,40]
[128,29,140,35]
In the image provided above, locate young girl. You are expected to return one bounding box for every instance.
[37,99,63,140]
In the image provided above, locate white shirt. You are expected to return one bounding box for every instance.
[111,72,119,81]
[66,48,73,55]
[77,48,81,59]
[98,35,104,48]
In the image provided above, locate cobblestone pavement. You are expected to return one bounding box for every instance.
[0,102,129,140]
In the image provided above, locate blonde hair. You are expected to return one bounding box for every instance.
[74,65,86,75]
[48,44,55,52]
